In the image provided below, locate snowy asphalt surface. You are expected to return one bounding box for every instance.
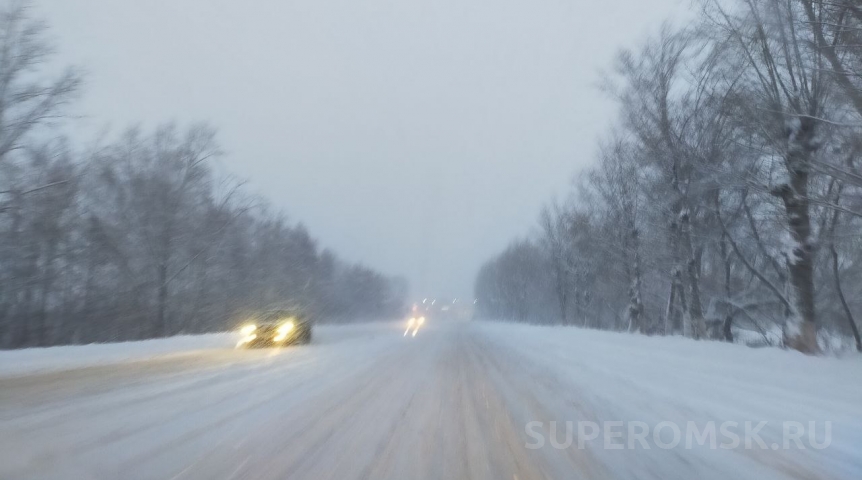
[1,321,859,480]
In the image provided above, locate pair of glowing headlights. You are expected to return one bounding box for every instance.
[404,316,425,337]
[240,320,295,342]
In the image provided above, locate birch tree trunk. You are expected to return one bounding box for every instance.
[775,119,818,354]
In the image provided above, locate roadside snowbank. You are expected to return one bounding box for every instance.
[475,321,862,480]
[0,333,237,378]
[0,322,400,378]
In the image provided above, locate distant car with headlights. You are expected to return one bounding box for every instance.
[236,310,312,348]
[404,315,425,337]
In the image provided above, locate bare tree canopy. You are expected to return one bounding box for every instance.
[0,0,80,162]
[0,2,405,349]
[475,0,862,354]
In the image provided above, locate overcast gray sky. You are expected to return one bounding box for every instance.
[36,0,685,300]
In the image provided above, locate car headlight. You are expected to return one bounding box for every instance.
[407,317,415,326]
[236,333,257,348]
[241,324,257,335]
[278,321,295,334]
[418,317,425,325]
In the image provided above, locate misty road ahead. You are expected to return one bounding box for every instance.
[1,322,859,480]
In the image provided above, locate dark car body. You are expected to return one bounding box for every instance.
[237,310,312,348]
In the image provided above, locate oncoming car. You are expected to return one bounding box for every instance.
[404,315,425,337]
[236,310,312,348]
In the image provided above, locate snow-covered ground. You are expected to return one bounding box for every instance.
[1,321,859,480]
[0,333,235,378]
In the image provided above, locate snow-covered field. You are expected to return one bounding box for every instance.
[1,321,859,480]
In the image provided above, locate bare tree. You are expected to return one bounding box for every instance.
[705,0,832,353]
[475,0,862,355]
[800,0,862,118]
[591,137,647,333]
[612,27,711,339]
[0,1,80,163]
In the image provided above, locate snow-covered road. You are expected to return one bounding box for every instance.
[1,321,859,480]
